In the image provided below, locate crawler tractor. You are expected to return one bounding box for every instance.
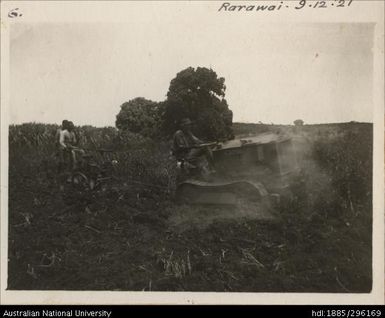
[175,132,301,217]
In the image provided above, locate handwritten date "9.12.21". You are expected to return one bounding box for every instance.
[295,0,354,9]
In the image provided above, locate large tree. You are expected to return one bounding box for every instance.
[115,97,163,138]
[162,67,233,141]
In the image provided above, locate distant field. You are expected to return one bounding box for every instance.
[7,122,372,292]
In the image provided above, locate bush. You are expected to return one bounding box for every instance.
[116,97,163,138]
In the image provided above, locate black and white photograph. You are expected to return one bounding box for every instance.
[1,0,384,304]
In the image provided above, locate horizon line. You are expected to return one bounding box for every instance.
[8,120,373,128]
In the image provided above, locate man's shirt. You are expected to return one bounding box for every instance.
[172,130,202,158]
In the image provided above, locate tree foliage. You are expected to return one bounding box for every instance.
[115,97,163,138]
[162,67,233,141]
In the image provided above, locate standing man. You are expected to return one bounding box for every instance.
[66,121,84,170]
[56,119,70,173]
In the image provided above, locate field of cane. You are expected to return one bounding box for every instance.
[7,122,372,292]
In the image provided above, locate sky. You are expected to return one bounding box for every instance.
[9,15,374,127]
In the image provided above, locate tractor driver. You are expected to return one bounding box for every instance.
[172,118,215,174]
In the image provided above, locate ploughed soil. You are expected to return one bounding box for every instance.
[7,124,372,292]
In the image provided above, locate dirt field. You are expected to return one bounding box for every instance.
[7,122,372,292]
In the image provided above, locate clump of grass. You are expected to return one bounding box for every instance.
[157,250,192,279]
